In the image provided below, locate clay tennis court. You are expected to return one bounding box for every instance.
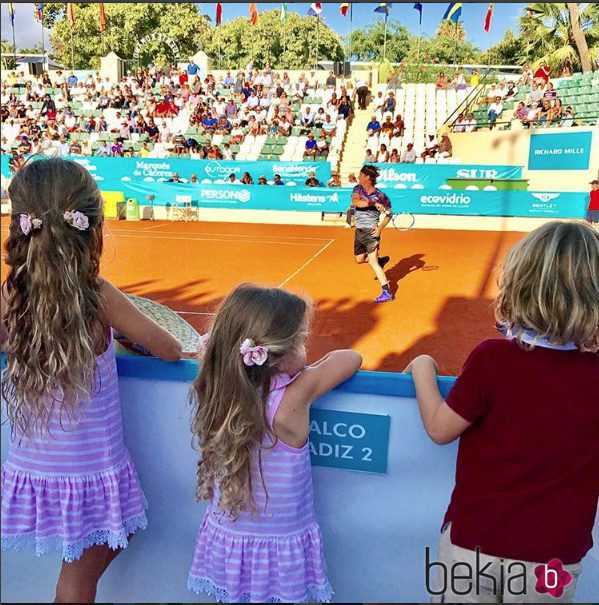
[1,219,525,374]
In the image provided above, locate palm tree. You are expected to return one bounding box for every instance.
[519,3,598,74]
[436,20,466,43]
[1,39,16,70]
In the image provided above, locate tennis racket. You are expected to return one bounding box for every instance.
[114,294,202,355]
[391,212,416,232]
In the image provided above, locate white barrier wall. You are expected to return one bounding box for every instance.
[2,358,598,602]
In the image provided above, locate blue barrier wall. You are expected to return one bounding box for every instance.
[120,180,588,218]
[2,359,598,602]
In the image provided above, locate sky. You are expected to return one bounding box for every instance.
[2,2,527,53]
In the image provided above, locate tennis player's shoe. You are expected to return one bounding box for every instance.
[374,290,393,303]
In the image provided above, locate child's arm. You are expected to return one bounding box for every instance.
[298,350,363,404]
[404,354,471,445]
[101,279,182,362]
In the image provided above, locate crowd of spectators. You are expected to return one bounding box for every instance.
[1,63,357,163]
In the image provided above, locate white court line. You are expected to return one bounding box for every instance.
[278,239,335,288]
[111,227,330,242]
[108,233,323,247]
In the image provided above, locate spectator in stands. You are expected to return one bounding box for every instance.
[327,172,342,188]
[383,92,396,117]
[228,173,239,185]
[496,81,509,99]
[452,70,468,91]
[534,63,551,85]
[69,139,82,155]
[452,113,467,133]
[202,112,217,133]
[124,146,136,158]
[525,103,540,128]
[377,144,389,163]
[145,119,160,143]
[273,174,284,186]
[420,134,439,161]
[40,94,56,120]
[240,172,253,185]
[190,174,199,184]
[316,134,329,158]
[469,69,480,87]
[543,81,557,105]
[305,171,321,187]
[304,133,318,158]
[538,99,554,125]
[387,148,399,163]
[401,143,417,164]
[355,77,369,110]
[487,97,504,129]
[167,172,181,183]
[381,115,394,138]
[366,115,381,135]
[437,133,453,159]
[314,107,327,128]
[258,175,268,186]
[207,144,222,160]
[551,99,564,123]
[364,149,376,163]
[436,72,448,90]
[373,91,385,118]
[326,71,337,89]
[392,114,405,138]
[513,101,529,126]
[321,114,336,137]
[505,81,518,99]
[348,173,358,185]
[526,82,544,106]
[387,69,401,91]
[587,180,599,228]
[338,95,353,120]
[560,106,577,128]
[222,143,233,160]
[56,134,70,157]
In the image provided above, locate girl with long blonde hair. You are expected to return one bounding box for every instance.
[404,221,599,603]
[1,157,182,603]
[188,284,362,603]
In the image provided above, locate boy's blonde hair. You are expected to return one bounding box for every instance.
[190,284,309,519]
[2,158,105,437]
[495,221,599,352]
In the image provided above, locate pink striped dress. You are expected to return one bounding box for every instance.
[188,373,333,603]
[1,336,148,562]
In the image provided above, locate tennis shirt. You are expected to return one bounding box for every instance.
[443,338,599,564]
[352,185,391,229]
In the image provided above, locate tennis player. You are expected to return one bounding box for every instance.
[351,165,393,303]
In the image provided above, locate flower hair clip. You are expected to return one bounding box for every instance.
[63,210,89,231]
[240,338,268,367]
[19,214,43,236]
[198,332,211,353]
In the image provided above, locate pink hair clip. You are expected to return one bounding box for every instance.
[240,338,268,367]
[63,210,89,231]
[19,214,42,236]
[198,332,211,352]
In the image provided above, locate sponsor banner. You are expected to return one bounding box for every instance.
[528,131,593,170]
[121,181,587,219]
[374,163,523,187]
[0,155,331,189]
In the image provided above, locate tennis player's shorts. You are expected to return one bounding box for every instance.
[587,209,599,223]
[354,228,380,255]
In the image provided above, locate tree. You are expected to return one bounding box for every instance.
[478,29,522,66]
[207,10,344,69]
[519,3,598,73]
[347,19,412,62]
[1,39,16,70]
[47,3,211,69]
[436,20,467,42]
[567,3,592,72]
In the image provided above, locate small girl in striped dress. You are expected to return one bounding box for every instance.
[1,158,182,603]
[188,284,362,602]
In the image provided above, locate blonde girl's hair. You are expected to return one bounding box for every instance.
[2,158,105,437]
[190,284,309,519]
[495,221,599,352]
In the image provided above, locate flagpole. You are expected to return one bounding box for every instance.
[349,4,353,70]
[453,21,458,66]
[417,12,422,67]
[383,12,388,62]
[11,10,17,70]
[40,8,46,72]
[70,27,75,70]
[315,15,320,70]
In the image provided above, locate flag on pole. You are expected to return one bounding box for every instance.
[34,3,43,22]
[484,3,494,32]
[339,3,350,16]
[280,2,287,22]
[443,2,462,23]
[99,3,107,32]
[248,3,258,25]
[307,3,322,17]
[216,2,222,25]
[67,3,76,27]
[7,2,15,26]
[413,3,423,24]
[374,3,392,15]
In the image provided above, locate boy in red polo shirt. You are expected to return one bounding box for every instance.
[588,179,599,228]
[405,221,599,603]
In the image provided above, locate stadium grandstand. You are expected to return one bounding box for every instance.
[1,2,598,604]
